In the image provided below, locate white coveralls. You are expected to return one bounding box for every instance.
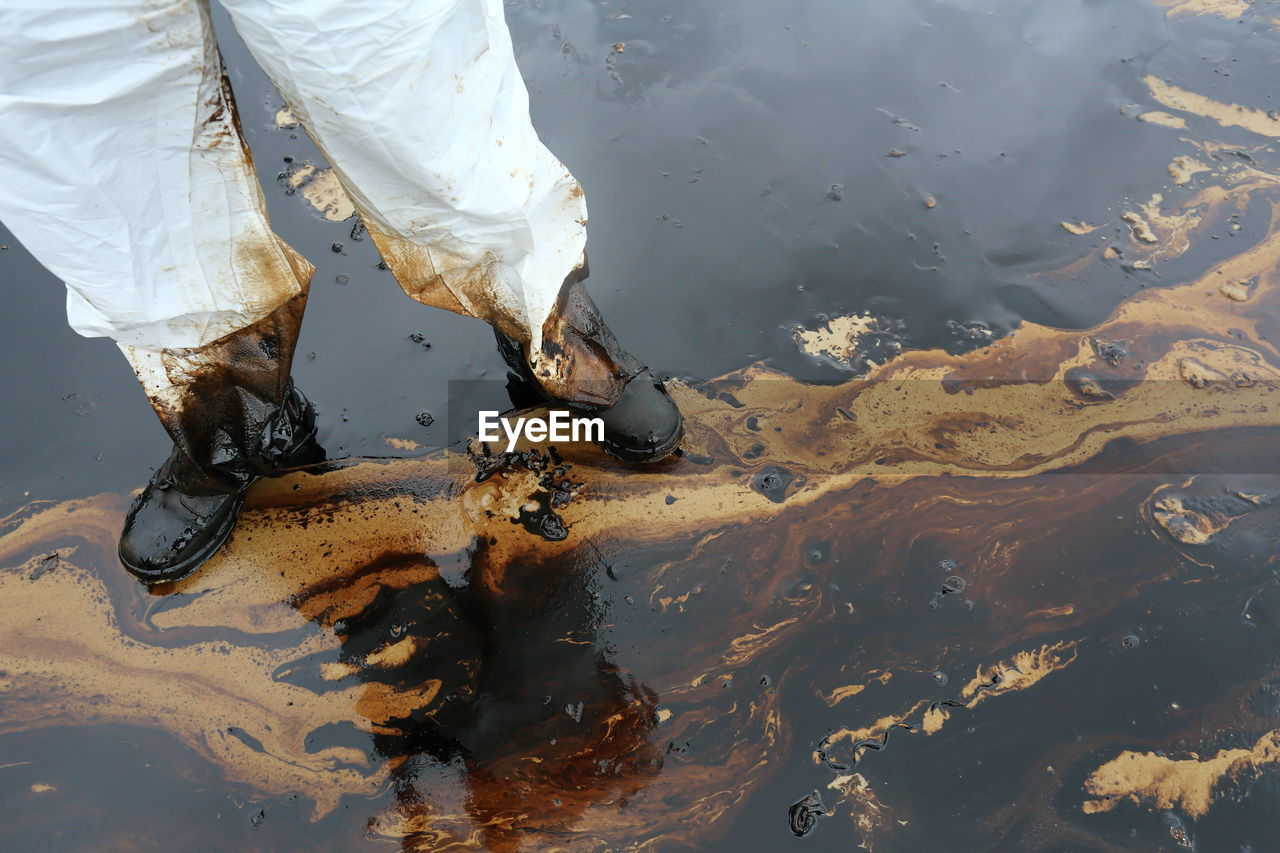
[0,0,593,413]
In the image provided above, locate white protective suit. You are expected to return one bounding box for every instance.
[0,0,591,411]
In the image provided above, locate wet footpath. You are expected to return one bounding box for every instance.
[2,0,1280,849]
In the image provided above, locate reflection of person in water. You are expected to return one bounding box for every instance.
[290,551,662,846]
[0,0,683,585]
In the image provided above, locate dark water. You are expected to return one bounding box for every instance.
[2,0,1280,850]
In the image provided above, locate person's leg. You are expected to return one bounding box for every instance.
[0,0,318,583]
[219,0,682,458]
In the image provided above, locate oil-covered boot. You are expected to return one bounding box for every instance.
[494,270,683,463]
[117,382,320,584]
[118,291,322,585]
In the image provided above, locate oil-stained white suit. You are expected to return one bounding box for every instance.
[0,0,587,407]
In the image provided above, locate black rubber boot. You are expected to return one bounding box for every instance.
[118,382,321,586]
[118,281,317,586]
[495,328,683,463]
[116,451,249,587]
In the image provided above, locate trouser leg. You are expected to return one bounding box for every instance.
[0,0,313,460]
[0,0,321,580]
[219,0,639,409]
[527,270,646,409]
[111,279,320,585]
[119,280,313,493]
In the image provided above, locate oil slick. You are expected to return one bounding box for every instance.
[1083,731,1280,819]
[792,314,902,373]
[285,163,356,222]
[1145,75,1280,139]
[818,643,1080,758]
[1060,220,1098,235]
[1148,0,1249,18]
[1137,110,1188,129]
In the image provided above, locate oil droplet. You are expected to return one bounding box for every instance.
[805,541,830,565]
[788,791,827,837]
[752,465,795,503]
